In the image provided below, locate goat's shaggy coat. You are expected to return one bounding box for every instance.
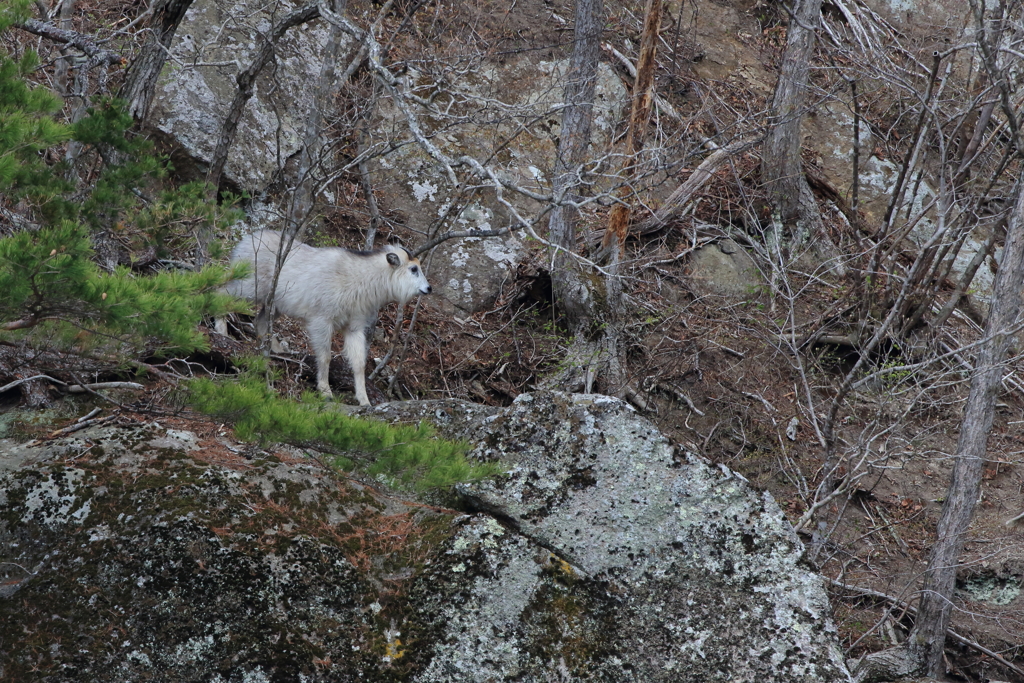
[217,229,431,405]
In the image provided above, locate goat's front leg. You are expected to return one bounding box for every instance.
[343,326,370,406]
[306,318,335,398]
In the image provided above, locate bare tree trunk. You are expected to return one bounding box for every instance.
[118,0,196,121]
[603,0,660,251]
[54,0,75,97]
[548,0,604,335]
[599,0,660,396]
[762,0,823,229]
[49,0,87,164]
[853,180,1024,682]
[909,179,1024,675]
[358,127,382,250]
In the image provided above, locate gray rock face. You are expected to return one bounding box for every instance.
[1,393,849,681]
[149,0,337,192]
[381,393,851,682]
[371,58,628,312]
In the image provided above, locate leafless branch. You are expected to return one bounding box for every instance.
[16,18,124,66]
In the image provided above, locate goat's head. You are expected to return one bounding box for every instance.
[385,246,432,301]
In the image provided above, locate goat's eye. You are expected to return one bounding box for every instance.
[411,266,419,274]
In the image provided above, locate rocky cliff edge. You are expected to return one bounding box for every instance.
[1,392,850,682]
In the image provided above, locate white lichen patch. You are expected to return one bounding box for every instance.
[451,534,471,553]
[482,238,520,266]
[451,245,471,269]
[482,517,505,537]
[126,650,152,667]
[410,180,438,203]
[23,468,90,527]
[858,155,899,196]
[961,575,1022,605]
[151,429,200,451]
[458,203,492,229]
[240,667,273,683]
[171,634,215,665]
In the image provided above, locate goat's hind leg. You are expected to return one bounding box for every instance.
[306,318,335,398]
[343,326,371,406]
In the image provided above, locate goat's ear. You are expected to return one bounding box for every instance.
[386,252,401,266]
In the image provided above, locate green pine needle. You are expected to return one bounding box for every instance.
[187,363,503,491]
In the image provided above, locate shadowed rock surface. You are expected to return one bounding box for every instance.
[1,392,850,681]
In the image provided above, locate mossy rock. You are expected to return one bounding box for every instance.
[2,393,850,681]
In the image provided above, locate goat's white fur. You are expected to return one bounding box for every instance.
[215,229,431,405]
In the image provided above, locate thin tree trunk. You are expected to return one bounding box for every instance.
[359,127,382,250]
[602,0,660,250]
[908,180,1024,676]
[54,0,75,97]
[118,0,196,121]
[762,0,823,227]
[854,180,1024,682]
[548,0,604,334]
[48,0,87,164]
[205,3,320,193]
[599,0,659,396]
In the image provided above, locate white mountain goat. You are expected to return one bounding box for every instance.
[215,229,432,405]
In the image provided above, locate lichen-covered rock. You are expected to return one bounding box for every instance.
[687,237,762,299]
[149,0,339,192]
[371,57,627,313]
[367,393,852,682]
[803,102,998,303]
[1,394,850,681]
[0,421,457,682]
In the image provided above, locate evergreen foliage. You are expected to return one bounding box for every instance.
[0,0,73,222]
[0,221,248,352]
[73,99,166,231]
[0,7,246,357]
[188,359,503,490]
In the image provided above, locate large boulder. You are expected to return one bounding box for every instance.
[149,0,628,310]
[1,393,850,681]
[372,393,850,682]
[371,57,628,313]
[0,423,417,681]
[149,0,338,193]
